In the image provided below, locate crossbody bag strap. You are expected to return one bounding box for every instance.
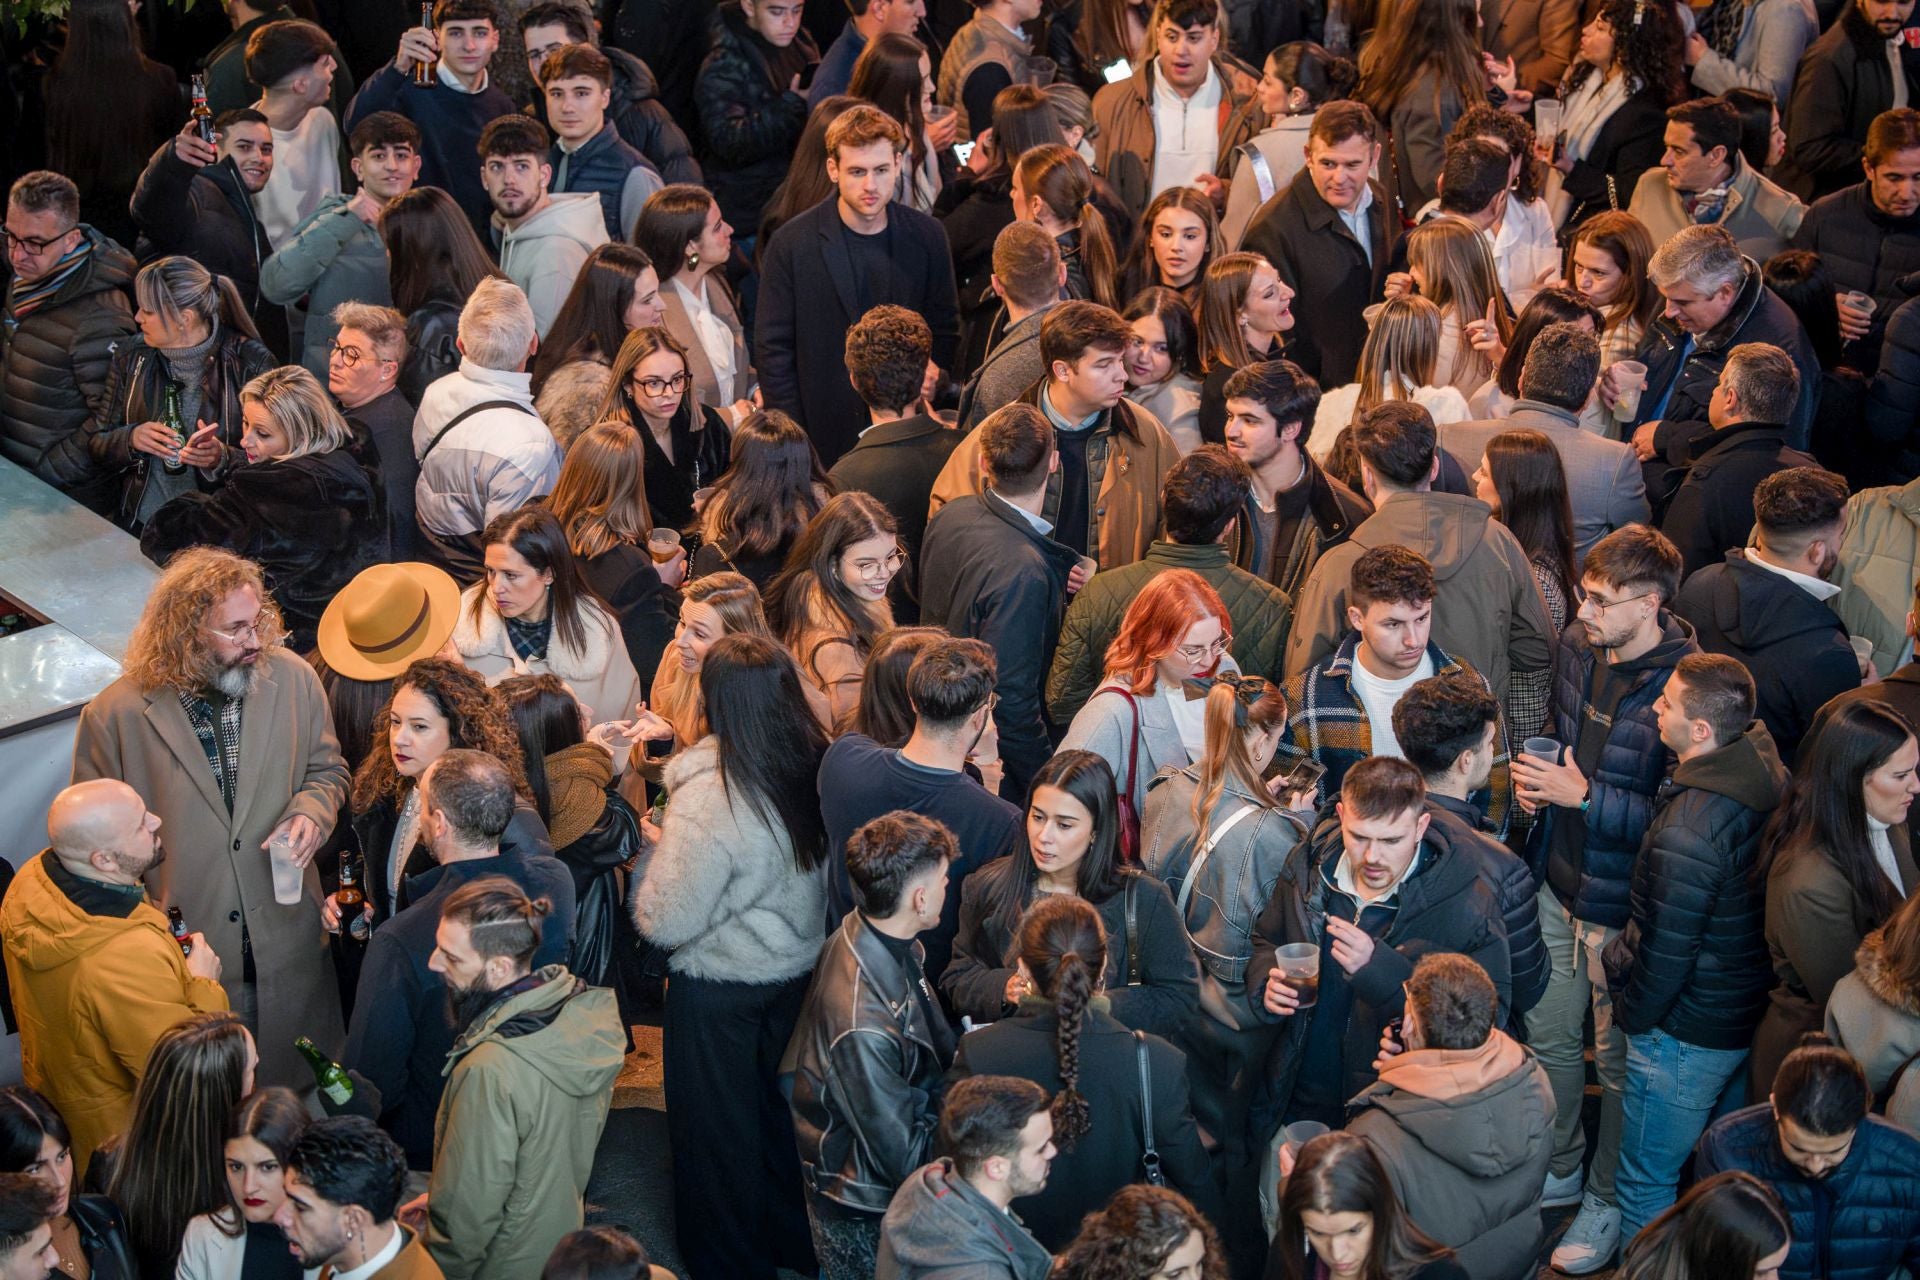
[1880,1044,1920,1113]
[1135,1030,1165,1185]
[419,399,533,463]
[1175,803,1260,920]
[1126,875,1141,986]
[1240,143,1277,205]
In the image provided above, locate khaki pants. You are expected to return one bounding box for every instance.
[1526,882,1626,1204]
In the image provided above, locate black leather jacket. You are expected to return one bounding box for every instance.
[785,913,956,1214]
[71,1194,136,1280]
[87,329,276,529]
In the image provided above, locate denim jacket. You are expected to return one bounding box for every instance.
[1140,767,1308,1030]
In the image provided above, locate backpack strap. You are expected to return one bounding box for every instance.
[1125,875,1141,986]
[419,399,535,463]
[1238,142,1278,206]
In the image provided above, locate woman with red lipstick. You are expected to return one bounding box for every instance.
[768,492,904,726]
[944,750,1200,1036]
[0,1087,134,1278]
[177,1088,312,1280]
[140,364,385,653]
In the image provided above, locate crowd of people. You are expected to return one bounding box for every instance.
[14,0,1920,1274]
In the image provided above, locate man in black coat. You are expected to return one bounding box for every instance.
[1777,0,1920,201]
[1392,671,1549,1024]
[1239,101,1396,387]
[130,109,289,360]
[1791,107,1920,370]
[920,404,1081,801]
[0,171,137,515]
[756,105,960,466]
[1249,757,1511,1132]
[1628,225,1820,464]
[1609,653,1786,1244]
[1674,467,1863,762]
[1660,342,1816,576]
[338,750,574,1169]
[827,304,961,592]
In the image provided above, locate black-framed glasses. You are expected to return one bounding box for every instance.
[3,226,76,254]
[634,372,691,396]
[329,341,366,367]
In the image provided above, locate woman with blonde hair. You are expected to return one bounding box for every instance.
[639,572,775,753]
[1390,216,1513,393]
[1013,144,1119,308]
[1139,673,1311,1247]
[547,420,684,690]
[1307,295,1471,460]
[1196,252,1295,443]
[88,255,275,530]
[1356,0,1488,213]
[141,364,383,650]
[767,491,904,723]
[1061,568,1237,821]
[596,327,733,533]
[688,409,832,592]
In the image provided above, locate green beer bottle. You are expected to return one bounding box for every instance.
[295,1036,354,1108]
[160,382,187,475]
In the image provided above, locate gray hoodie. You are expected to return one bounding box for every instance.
[494,193,609,338]
[875,1159,1053,1280]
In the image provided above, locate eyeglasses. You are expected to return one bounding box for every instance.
[329,341,367,367]
[1174,636,1231,663]
[3,226,76,255]
[1581,589,1653,613]
[852,550,906,580]
[634,372,691,396]
[206,615,270,644]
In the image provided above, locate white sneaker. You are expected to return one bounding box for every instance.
[1542,1167,1585,1209]
[1551,1193,1621,1275]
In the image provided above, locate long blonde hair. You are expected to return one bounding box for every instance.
[649,572,772,745]
[1352,295,1444,424]
[241,366,352,461]
[1190,678,1289,849]
[124,547,285,693]
[1406,216,1511,386]
[548,420,654,560]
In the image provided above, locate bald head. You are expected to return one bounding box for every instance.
[47,780,161,884]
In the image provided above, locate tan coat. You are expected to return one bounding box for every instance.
[928,392,1179,571]
[1481,0,1581,96]
[661,275,754,417]
[317,1228,445,1279]
[1091,59,1262,218]
[70,647,349,1092]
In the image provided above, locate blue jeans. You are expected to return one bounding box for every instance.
[1616,1027,1749,1242]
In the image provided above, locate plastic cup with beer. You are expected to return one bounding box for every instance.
[1610,359,1647,422]
[1275,942,1321,1009]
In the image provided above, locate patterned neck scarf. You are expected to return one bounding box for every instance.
[5,235,92,332]
[505,613,551,664]
[178,688,244,813]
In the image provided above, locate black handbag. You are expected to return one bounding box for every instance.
[568,789,643,986]
[1135,1029,1165,1186]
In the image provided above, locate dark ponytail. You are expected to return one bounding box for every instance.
[1017,894,1107,1150]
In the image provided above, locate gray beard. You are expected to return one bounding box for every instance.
[208,659,259,699]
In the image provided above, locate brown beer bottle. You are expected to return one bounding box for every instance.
[335,854,370,942]
[412,2,436,85]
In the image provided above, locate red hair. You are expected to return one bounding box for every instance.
[1101,569,1230,694]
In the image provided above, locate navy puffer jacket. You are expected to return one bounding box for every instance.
[1606,720,1785,1049]
[1530,613,1697,929]
[1696,1106,1920,1280]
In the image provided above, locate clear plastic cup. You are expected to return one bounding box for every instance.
[1533,97,1563,145]
[925,104,956,125]
[1843,290,1877,317]
[647,528,682,564]
[1027,56,1057,86]
[1522,736,1563,763]
[269,834,304,906]
[1610,359,1647,422]
[1275,942,1321,1008]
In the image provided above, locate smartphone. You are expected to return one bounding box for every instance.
[953,141,976,165]
[1102,57,1132,84]
[1279,757,1327,794]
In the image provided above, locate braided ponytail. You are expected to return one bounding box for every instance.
[1016,894,1108,1151]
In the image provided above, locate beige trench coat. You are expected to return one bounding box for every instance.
[71,647,349,1090]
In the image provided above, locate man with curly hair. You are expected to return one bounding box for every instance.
[69,546,350,1101]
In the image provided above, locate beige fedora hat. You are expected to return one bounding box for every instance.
[316,562,463,681]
